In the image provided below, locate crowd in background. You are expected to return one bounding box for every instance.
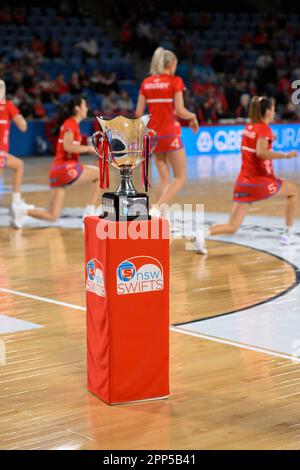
[1,3,300,123]
[115,3,300,123]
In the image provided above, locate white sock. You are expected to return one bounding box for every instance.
[84,205,96,215]
[12,193,21,204]
[285,226,294,236]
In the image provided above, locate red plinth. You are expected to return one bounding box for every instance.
[84,216,170,405]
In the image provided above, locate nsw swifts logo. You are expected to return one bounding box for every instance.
[86,258,105,297]
[116,256,164,295]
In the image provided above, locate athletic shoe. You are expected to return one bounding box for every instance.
[12,199,35,210]
[191,230,208,255]
[11,204,28,229]
[280,233,300,246]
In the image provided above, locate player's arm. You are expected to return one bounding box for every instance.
[12,114,27,132]
[63,129,94,154]
[174,92,199,133]
[135,94,146,118]
[256,137,297,160]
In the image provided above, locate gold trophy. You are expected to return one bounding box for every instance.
[92,115,157,221]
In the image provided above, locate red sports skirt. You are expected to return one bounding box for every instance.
[49,162,83,188]
[155,134,184,154]
[233,175,282,203]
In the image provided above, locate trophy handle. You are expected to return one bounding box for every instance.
[92,131,106,159]
[145,129,158,156]
[92,131,110,189]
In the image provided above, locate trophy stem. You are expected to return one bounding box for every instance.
[116,168,137,196]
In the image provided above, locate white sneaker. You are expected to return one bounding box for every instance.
[11,203,28,229]
[12,199,35,210]
[191,230,208,255]
[280,233,300,246]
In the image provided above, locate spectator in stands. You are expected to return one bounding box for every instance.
[225,77,241,115]
[90,70,119,95]
[33,96,46,119]
[78,68,90,88]
[12,42,34,62]
[30,34,46,56]
[46,37,62,59]
[0,7,12,24]
[118,90,134,115]
[169,10,185,29]
[75,34,99,58]
[196,94,217,124]
[23,66,38,91]
[39,73,57,104]
[55,74,69,96]
[236,93,250,119]
[101,90,120,115]
[68,72,82,95]
[198,10,211,30]
[120,21,135,54]
[13,7,26,25]
[12,86,33,118]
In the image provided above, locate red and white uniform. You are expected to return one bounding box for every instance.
[234,121,282,203]
[49,116,83,188]
[139,74,186,154]
[0,100,20,168]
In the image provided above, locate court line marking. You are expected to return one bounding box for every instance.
[0,286,299,363]
[170,326,300,363]
[175,240,300,326]
[0,288,85,312]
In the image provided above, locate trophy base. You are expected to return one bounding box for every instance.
[101,192,150,221]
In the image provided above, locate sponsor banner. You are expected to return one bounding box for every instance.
[10,120,300,157]
[182,123,300,156]
[117,256,164,295]
[86,258,105,297]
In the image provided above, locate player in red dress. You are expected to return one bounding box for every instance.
[12,96,98,228]
[0,80,32,213]
[135,47,199,216]
[194,96,299,253]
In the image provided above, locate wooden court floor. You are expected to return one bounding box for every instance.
[0,156,300,450]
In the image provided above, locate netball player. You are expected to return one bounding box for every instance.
[0,80,33,212]
[12,96,98,228]
[135,47,199,216]
[193,96,299,253]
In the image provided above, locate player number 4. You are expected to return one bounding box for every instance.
[170,138,180,148]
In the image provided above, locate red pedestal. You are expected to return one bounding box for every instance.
[84,216,169,405]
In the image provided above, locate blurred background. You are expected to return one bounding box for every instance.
[0,0,300,158]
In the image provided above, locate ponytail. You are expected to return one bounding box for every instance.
[149,47,177,75]
[249,96,274,124]
[57,95,85,128]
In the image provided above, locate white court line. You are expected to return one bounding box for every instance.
[0,288,85,312]
[1,286,299,363]
[170,326,300,363]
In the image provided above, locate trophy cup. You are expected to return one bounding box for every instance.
[92,115,157,221]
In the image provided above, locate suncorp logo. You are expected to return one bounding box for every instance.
[196,129,243,153]
[197,131,213,152]
[117,256,164,295]
[86,258,105,297]
[214,130,243,152]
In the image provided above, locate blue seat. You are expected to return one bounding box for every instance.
[120,61,134,80]
[44,103,56,116]
[59,94,72,103]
